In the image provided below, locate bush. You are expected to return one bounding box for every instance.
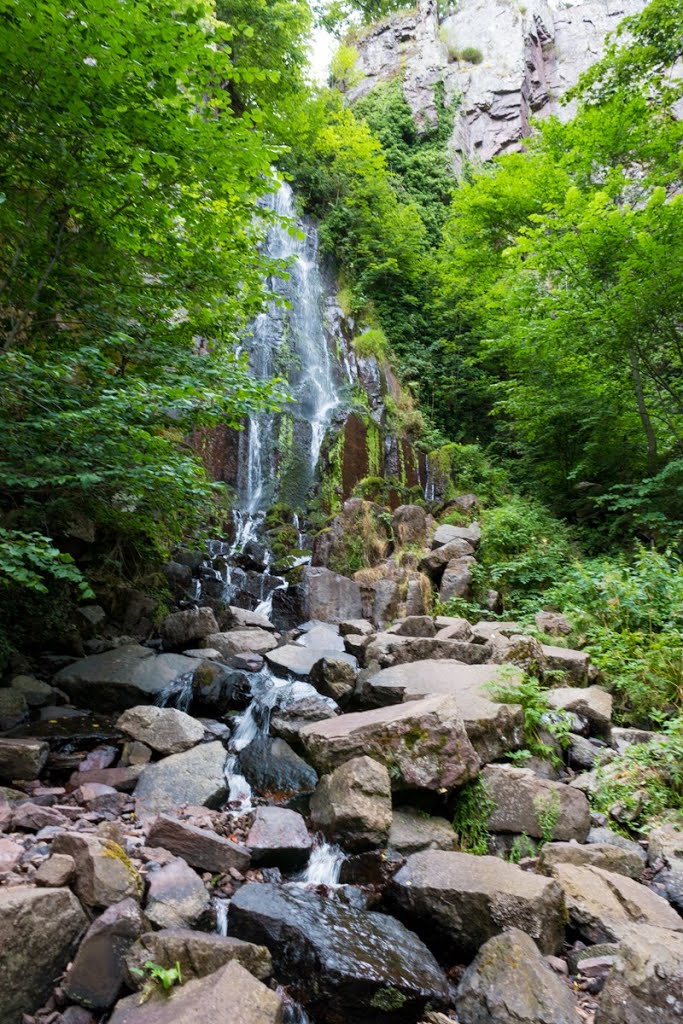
[459,46,483,63]
[487,669,573,765]
[427,443,510,505]
[352,327,390,362]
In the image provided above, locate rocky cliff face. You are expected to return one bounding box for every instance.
[348,0,647,172]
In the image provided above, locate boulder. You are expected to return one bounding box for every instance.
[588,827,647,865]
[109,960,282,1024]
[0,737,48,781]
[35,852,76,887]
[389,809,457,854]
[300,695,480,791]
[12,800,68,830]
[361,660,524,762]
[363,633,490,669]
[0,887,87,1024]
[546,685,612,735]
[390,850,566,957]
[0,688,28,730]
[386,615,436,638]
[551,863,683,943]
[222,606,276,631]
[648,822,683,909]
[310,656,358,703]
[10,674,54,707]
[144,856,211,930]
[246,806,312,869]
[434,619,473,642]
[302,566,364,623]
[73,764,143,791]
[133,741,228,819]
[116,705,204,755]
[535,611,573,637]
[538,842,643,880]
[489,633,546,674]
[54,645,203,712]
[147,815,250,874]
[431,523,480,548]
[310,756,392,852]
[297,621,346,651]
[339,619,375,637]
[393,504,428,546]
[160,607,218,648]
[203,629,278,661]
[74,782,127,814]
[456,928,579,1024]
[266,644,356,679]
[239,736,318,797]
[419,540,475,580]
[0,836,23,872]
[64,898,148,1010]
[596,923,683,1024]
[124,929,272,987]
[229,883,448,1023]
[52,833,142,908]
[481,764,591,842]
[439,558,474,602]
[541,645,590,684]
[471,621,522,643]
[610,727,665,754]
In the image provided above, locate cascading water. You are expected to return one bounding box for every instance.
[300,840,345,886]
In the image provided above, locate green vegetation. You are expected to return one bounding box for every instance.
[488,671,572,765]
[370,988,408,1011]
[459,46,483,63]
[533,790,562,844]
[353,327,390,361]
[452,777,494,854]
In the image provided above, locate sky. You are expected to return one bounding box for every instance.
[308,25,335,83]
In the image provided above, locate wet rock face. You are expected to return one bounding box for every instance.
[310,755,393,852]
[0,886,88,1024]
[228,883,449,1023]
[124,929,272,988]
[239,735,319,798]
[348,0,647,173]
[456,928,579,1024]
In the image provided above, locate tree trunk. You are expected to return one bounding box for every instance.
[628,346,658,475]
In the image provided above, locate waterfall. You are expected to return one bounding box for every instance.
[237,181,341,524]
[300,840,345,886]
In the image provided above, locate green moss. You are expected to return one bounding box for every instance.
[366,421,382,478]
[452,777,494,855]
[103,840,143,896]
[370,988,407,1011]
[353,327,390,361]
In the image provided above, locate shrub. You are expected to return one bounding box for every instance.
[352,327,390,362]
[487,669,572,765]
[427,443,510,505]
[459,46,483,63]
[452,777,494,854]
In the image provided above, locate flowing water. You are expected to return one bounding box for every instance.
[300,840,345,886]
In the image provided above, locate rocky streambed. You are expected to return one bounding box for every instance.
[1,514,682,1024]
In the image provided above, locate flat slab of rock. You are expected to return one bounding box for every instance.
[124,928,272,987]
[431,523,480,549]
[482,764,591,842]
[116,705,204,754]
[296,621,346,651]
[457,928,578,1024]
[389,809,458,854]
[246,806,312,869]
[0,886,87,1024]
[229,882,448,1022]
[471,621,521,642]
[538,841,644,880]
[160,607,218,647]
[300,695,480,791]
[54,645,202,712]
[541,645,590,684]
[147,814,250,873]
[109,960,282,1024]
[364,633,490,669]
[133,741,228,819]
[64,897,148,1010]
[362,660,524,762]
[551,863,683,943]
[310,756,392,852]
[266,644,356,679]
[0,737,48,781]
[222,606,276,631]
[144,856,211,930]
[390,850,565,957]
[203,629,278,661]
[302,566,363,623]
[52,832,142,909]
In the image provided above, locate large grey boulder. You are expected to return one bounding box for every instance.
[116,705,204,754]
[229,882,448,1022]
[389,808,457,854]
[52,832,142,909]
[302,565,363,623]
[64,897,148,1010]
[239,736,318,797]
[124,929,272,988]
[541,645,591,685]
[160,607,218,648]
[54,644,202,711]
[393,504,428,546]
[266,644,356,680]
[300,695,480,790]
[546,685,612,735]
[648,822,683,910]
[361,660,524,762]
[133,741,228,818]
[109,960,282,1024]
[0,886,87,1024]
[419,539,475,579]
[246,806,312,870]
[439,557,475,602]
[596,923,683,1024]
[147,815,250,874]
[310,756,392,852]
[0,737,48,781]
[551,863,683,943]
[144,856,211,930]
[203,629,278,660]
[390,850,566,957]
[456,928,579,1024]
[222,606,276,631]
[364,633,491,669]
[482,764,591,842]
[431,523,480,549]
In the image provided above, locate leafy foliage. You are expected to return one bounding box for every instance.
[487,670,572,765]
[452,777,494,855]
